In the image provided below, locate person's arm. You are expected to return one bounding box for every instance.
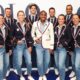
[49,23,54,50]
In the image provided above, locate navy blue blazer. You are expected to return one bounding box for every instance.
[48,17,58,28]
[54,25,71,50]
[13,22,33,47]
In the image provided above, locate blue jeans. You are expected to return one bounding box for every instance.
[3,53,9,78]
[13,43,32,75]
[54,47,67,80]
[71,51,75,71]
[74,48,80,80]
[0,47,5,80]
[35,44,50,76]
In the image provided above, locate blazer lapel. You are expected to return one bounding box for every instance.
[5,27,8,38]
[60,26,64,35]
[37,21,50,34]
[71,27,74,37]
[75,26,80,38]
[17,23,23,33]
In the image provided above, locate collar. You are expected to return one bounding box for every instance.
[50,16,55,19]
[39,20,49,26]
[67,14,72,17]
[30,14,36,18]
[0,25,6,30]
[5,17,11,21]
[57,24,66,29]
[73,23,80,28]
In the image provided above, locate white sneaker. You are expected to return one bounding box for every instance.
[28,75,34,80]
[39,76,43,80]
[43,75,47,80]
[46,68,50,74]
[6,70,10,77]
[14,69,18,75]
[70,76,76,80]
[20,75,25,80]
[69,71,75,78]
[24,71,27,75]
[54,69,59,75]
[56,76,61,80]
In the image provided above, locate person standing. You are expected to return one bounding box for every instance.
[48,7,58,28]
[3,8,17,78]
[0,14,11,80]
[54,14,71,80]
[13,11,34,80]
[31,10,54,80]
[70,14,80,80]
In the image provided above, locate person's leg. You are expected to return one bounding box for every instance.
[71,52,75,71]
[54,49,59,69]
[14,44,23,75]
[13,48,16,69]
[54,48,59,76]
[43,49,50,74]
[0,48,5,80]
[69,51,76,78]
[0,54,3,80]
[35,44,44,76]
[3,53,9,78]
[24,45,34,80]
[75,48,80,80]
[65,53,69,70]
[58,48,67,80]
[23,45,32,75]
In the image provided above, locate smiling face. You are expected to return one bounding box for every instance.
[58,15,65,26]
[0,15,4,27]
[5,8,12,18]
[39,11,47,22]
[66,5,73,15]
[49,8,55,17]
[17,11,25,22]
[72,15,80,26]
[30,5,37,15]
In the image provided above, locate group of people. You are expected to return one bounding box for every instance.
[0,3,80,80]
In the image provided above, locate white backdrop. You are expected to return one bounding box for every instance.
[0,0,80,19]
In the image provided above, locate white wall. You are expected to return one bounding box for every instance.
[0,0,80,18]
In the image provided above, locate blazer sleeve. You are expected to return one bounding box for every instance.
[49,23,54,49]
[31,22,40,41]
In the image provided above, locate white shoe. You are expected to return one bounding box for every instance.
[3,79,6,80]
[14,69,18,75]
[70,76,76,80]
[24,71,27,75]
[69,71,75,78]
[54,69,59,75]
[28,75,34,80]
[43,75,47,80]
[56,76,60,80]
[46,69,50,74]
[39,76,43,80]
[6,70,10,77]
[20,75,25,80]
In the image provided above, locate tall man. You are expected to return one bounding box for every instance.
[4,8,17,78]
[48,7,58,28]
